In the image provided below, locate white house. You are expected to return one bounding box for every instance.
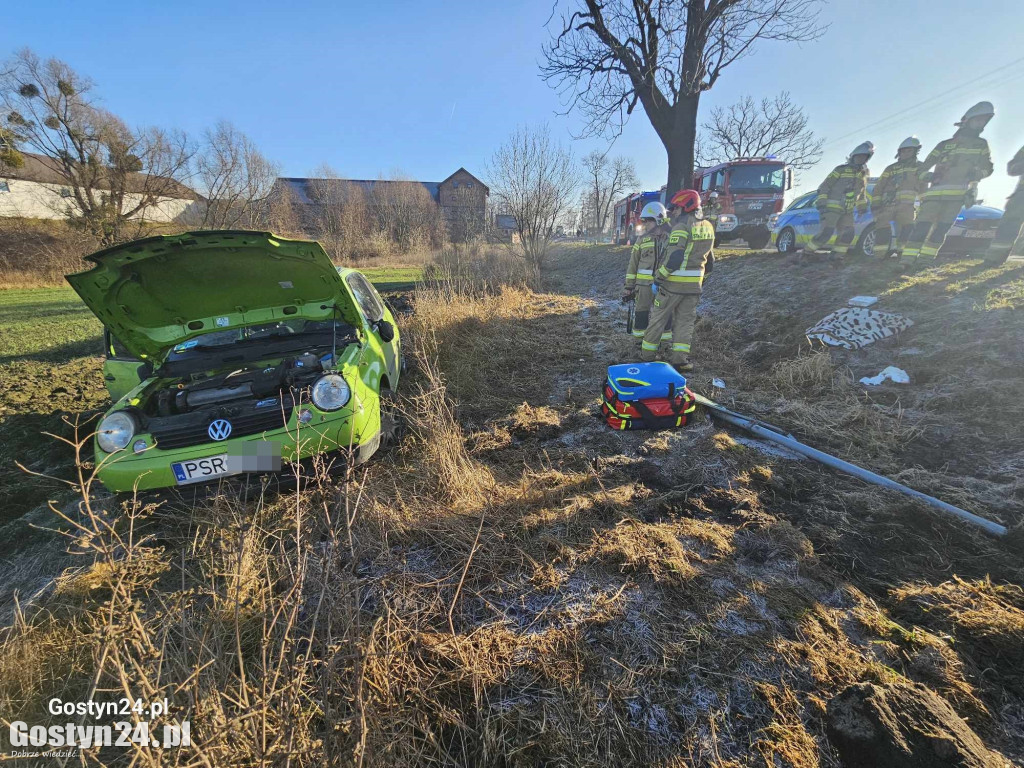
[0,152,199,222]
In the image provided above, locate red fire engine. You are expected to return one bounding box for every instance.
[693,157,793,249]
[612,190,664,245]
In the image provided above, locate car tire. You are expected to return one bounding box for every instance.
[747,230,771,250]
[378,389,406,452]
[776,228,796,254]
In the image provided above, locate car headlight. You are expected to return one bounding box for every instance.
[97,411,137,454]
[311,374,351,411]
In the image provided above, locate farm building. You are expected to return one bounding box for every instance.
[273,167,488,239]
[0,151,199,222]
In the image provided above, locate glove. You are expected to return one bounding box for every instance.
[651,283,660,295]
[856,203,869,215]
[622,287,635,302]
[921,171,934,183]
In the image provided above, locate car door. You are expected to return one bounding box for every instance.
[102,328,148,401]
[345,272,400,390]
[786,193,819,246]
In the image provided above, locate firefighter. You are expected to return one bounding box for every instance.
[802,142,873,257]
[623,202,671,342]
[984,143,1024,265]
[901,101,994,267]
[871,137,927,259]
[704,191,722,219]
[640,189,715,372]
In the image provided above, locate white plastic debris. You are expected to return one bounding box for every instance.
[712,378,726,389]
[859,366,910,386]
[848,296,878,308]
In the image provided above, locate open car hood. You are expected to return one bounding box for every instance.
[67,231,351,361]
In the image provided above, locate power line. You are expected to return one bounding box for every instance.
[820,55,1024,150]
[826,68,1024,151]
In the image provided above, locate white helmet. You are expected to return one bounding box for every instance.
[640,201,668,221]
[849,141,875,163]
[956,101,994,126]
[897,136,922,158]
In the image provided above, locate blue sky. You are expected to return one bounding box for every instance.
[4,0,1023,204]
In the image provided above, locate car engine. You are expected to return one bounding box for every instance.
[150,352,328,416]
[138,353,334,449]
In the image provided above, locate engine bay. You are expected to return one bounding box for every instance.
[148,352,330,417]
[134,351,339,450]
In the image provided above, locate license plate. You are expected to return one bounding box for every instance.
[963,229,995,239]
[747,202,763,210]
[172,454,238,485]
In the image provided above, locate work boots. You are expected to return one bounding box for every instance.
[673,359,694,373]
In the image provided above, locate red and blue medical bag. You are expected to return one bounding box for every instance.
[602,362,697,430]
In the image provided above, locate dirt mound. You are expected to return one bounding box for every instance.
[827,680,1003,768]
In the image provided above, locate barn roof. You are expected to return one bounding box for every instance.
[3,151,198,200]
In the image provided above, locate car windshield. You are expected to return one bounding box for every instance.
[729,165,785,192]
[787,194,816,211]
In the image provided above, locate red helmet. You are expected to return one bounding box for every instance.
[669,189,702,213]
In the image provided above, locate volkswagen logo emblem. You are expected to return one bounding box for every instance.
[208,419,232,441]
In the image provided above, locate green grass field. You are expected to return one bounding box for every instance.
[0,265,423,527]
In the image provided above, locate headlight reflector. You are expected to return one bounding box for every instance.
[311,375,351,411]
[97,411,137,453]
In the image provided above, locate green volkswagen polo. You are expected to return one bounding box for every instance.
[67,230,402,492]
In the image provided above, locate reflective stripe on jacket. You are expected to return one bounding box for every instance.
[872,159,926,207]
[815,164,869,212]
[624,227,667,287]
[656,214,716,294]
[920,133,993,200]
[625,236,657,286]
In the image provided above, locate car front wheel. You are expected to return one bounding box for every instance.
[859,226,882,258]
[776,228,796,254]
[747,230,771,250]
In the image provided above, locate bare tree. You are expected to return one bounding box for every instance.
[0,49,193,245]
[542,1,826,197]
[486,125,580,264]
[190,121,280,230]
[582,151,638,234]
[306,164,370,262]
[700,91,823,171]
[370,172,444,251]
[265,181,302,237]
[0,125,23,174]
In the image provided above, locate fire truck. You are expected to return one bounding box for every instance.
[612,190,664,245]
[693,157,793,249]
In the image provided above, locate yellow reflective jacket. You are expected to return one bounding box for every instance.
[656,213,716,294]
[624,224,669,288]
[815,164,869,213]
[920,131,993,200]
[872,159,926,209]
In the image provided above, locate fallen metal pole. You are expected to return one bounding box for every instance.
[692,392,1008,537]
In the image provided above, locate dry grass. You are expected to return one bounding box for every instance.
[1,245,1023,766]
[767,350,852,397]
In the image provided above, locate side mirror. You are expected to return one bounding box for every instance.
[375,319,395,343]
